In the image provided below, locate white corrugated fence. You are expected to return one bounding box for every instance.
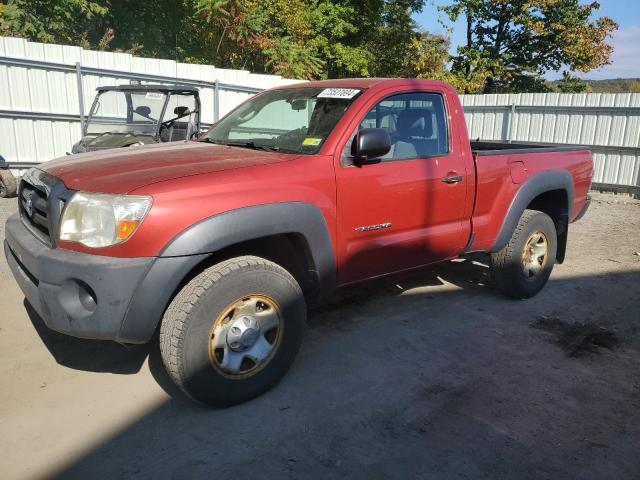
[1,37,639,191]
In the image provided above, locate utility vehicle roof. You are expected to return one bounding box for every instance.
[96,84,199,94]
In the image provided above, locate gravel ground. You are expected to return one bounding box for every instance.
[0,192,639,480]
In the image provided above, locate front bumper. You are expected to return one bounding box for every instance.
[5,213,207,343]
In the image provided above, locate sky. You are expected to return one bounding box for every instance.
[412,0,640,80]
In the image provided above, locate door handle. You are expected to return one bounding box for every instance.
[442,175,463,184]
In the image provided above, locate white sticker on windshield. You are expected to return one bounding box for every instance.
[145,92,163,100]
[317,88,360,99]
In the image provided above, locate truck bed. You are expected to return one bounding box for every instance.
[468,141,593,253]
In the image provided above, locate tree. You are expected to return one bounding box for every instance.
[441,0,618,93]
[0,0,108,46]
[0,0,453,82]
[556,71,592,93]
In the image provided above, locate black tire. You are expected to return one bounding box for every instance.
[0,170,17,198]
[490,209,557,299]
[159,255,306,407]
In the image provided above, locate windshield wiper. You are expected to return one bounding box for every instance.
[225,141,280,152]
[200,138,280,152]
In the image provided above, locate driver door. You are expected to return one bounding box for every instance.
[335,91,470,284]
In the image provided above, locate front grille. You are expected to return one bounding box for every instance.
[18,168,72,247]
[20,181,51,243]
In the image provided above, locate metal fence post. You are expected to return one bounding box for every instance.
[507,103,516,143]
[75,62,85,135]
[213,79,220,123]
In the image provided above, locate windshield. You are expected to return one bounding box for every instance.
[86,90,167,136]
[204,87,363,154]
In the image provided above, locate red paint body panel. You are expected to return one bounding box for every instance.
[39,78,593,287]
[330,83,472,284]
[58,154,337,258]
[44,141,297,194]
[469,149,593,252]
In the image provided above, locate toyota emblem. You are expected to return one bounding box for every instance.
[26,195,34,216]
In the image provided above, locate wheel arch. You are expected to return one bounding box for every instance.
[489,170,573,263]
[117,202,335,343]
[160,202,336,294]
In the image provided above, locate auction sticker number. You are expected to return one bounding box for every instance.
[317,88,360,99]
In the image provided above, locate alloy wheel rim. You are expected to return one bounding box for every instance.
[521,231,548,280]
[208,295,283,378]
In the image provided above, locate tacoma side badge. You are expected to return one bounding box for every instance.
[355,222,392,232]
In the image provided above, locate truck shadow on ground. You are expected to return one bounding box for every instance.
[41,265,640,480]
[25,301,150,374]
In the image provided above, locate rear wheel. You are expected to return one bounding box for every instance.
[490,209,557,299]
[0,170,17,198]
[159,255,306,407]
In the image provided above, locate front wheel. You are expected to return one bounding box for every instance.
[490,209,557,299]
[159,256,306,407]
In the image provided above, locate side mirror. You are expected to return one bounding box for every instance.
[352,128,390,166]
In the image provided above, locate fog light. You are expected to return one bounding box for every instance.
[77,280,97,312]
[58,279,98,320]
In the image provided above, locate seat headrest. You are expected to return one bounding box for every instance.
[396,109,433,138]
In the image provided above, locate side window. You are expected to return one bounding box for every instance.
[165,94,198,122]
[342,92,449,163]
[162,94,199,141]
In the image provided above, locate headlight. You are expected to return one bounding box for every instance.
[59,192,152,248]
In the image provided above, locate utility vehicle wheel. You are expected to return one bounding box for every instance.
[490,209,557,299]
[159,255,306,407]
[0,170,17,198]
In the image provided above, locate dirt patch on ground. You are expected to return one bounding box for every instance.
[532,316,619,356]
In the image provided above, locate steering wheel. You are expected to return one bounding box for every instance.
[276,127,308,150]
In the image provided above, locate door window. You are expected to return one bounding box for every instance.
[343,92,449,163]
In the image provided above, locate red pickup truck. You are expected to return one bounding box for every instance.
[4,78,592,406]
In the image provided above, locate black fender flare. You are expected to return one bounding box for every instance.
[489,170,574,255]
[117,202,336,343]
[160,202,336,293]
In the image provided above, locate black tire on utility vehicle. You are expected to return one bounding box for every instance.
[490,209,557,299]
[0,170,17,198]
[159,255,306,407]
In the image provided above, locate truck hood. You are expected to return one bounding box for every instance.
[41,141,295,194]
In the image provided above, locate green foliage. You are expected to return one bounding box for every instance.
[441,0,618,93]
[0,0,621,92]
[546,78,640,94]
[555,71,592,93]
[0,0,108,46]
[264,36,325,79]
